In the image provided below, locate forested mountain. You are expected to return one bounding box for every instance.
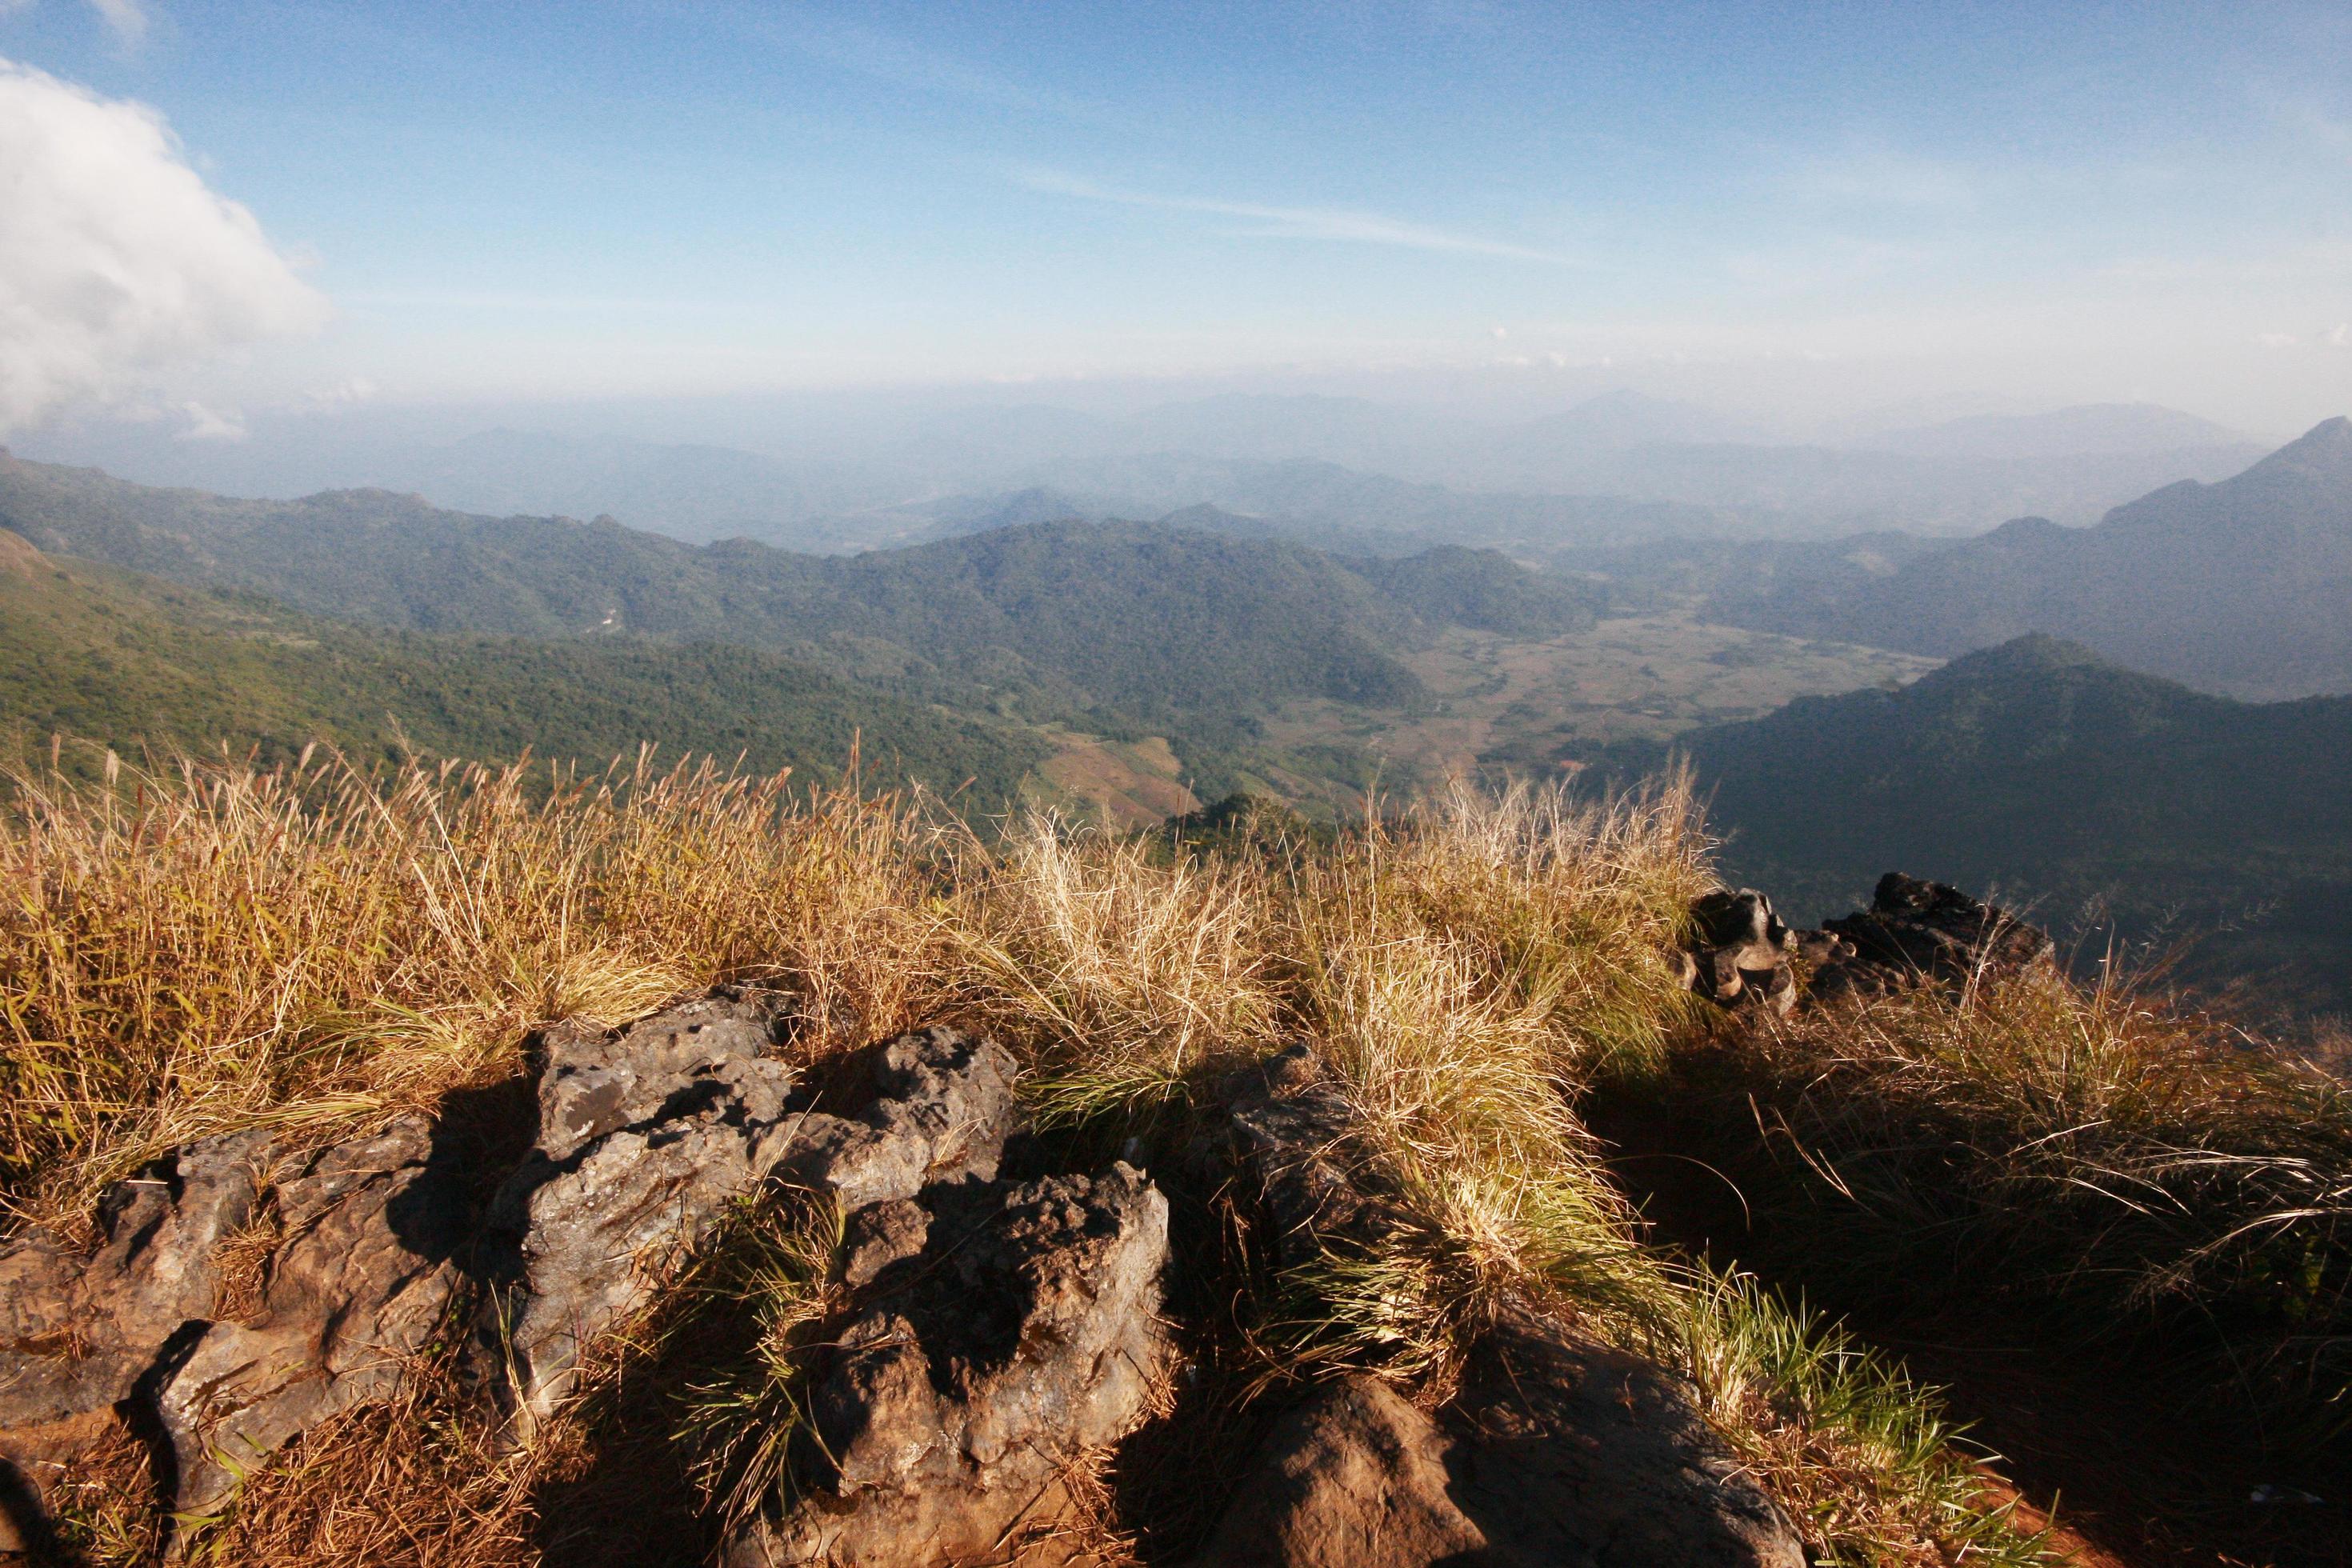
[1681,634,2352,1006]
[1715,418,2352,698]
[0,527,1042,800]
[0,450,1602,736]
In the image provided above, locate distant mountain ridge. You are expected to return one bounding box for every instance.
[0,451,1601,746]
[0,530,1044,800]
[1716,418,2352,699]
[18,392,2268,550]
[1679,634,2352,1008]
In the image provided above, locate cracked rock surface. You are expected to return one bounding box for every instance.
[0,1129,270,1538]
[494,992,801,1426]
[156,1114,471,1511]
[725,1163,1174,1568]
[770,1026,1020,1212]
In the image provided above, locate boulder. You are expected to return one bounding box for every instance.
[494,992,801,1427]
[1813,872,2055,999]
[1202,1319,1806,1568]
[1431,1306,1803,1567]
[0,1128,270,1534]
[154,1114,471,1512]
[1192,1375,1486,1566]
[1678,889,1805,1017]
[722,1164,1174,1567]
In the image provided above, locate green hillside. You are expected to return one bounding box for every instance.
[0,527,1042,802]
[0,453,1601,742]
[1681,634,2352,1008]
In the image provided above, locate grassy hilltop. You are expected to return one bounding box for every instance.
[2,752,2342,1566]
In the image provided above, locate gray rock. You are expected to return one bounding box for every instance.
[495,993,799,1427]
[724,1163,1174,1568]
[771,1026,1020,1212]
[496,1005,1019,1431]
[0,1129,270,1517]
[155,1114,470,1511]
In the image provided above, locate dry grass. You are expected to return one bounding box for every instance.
[8,754,2069,1565]
[950,809,1284,1128]
[1702,968,2352,1438]
[0,749,942,1229]
[1680,1272,2050,1568]
[1274,778,1710,1370]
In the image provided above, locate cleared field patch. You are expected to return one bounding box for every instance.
[1253,612,1939,805]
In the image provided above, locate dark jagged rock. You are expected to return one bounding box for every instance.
[1677,888,1810,1017]
[156,1114,470,1511]
[1201,1045,1805,1568]
[0,999,1030,1550]
[1813,872,2055,999]
[770,1026,1020,1212]
[496,1006,1018,1428]
[722,1164,1174,1568]
[0,1129,270,1537]
[494,992,801,1426]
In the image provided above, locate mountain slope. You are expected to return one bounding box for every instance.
[1682,634,2352,1006]
[1718,418,2352,698]
[0,451,1606,734]
[0,529,1043,799]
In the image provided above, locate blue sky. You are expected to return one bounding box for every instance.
[3,0,2350,427]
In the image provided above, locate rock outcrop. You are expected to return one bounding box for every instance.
[1674,888,1814,1016]
[494,993,802,1426]
[156,1115,471,1511]
[1812,872,2055,999]
[495,1005,1022,1429]
[723,1165,1174,1567]
[1201,1045,1804,1568]
[0,1130,270,1543]
[1674,874,2054,1014]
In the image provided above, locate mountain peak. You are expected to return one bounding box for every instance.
[2245,415,2352,482]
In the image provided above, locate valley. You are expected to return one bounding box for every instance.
[1249,611,1938,810]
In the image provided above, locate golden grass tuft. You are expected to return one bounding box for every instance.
[0,750,943,1228]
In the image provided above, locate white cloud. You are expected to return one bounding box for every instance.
[1019,168,1576,263]
[0,57,328,432]
[2328,323,2352,350]
[2258,331,2302,349]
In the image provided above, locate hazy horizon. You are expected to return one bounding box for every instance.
[3,0,2350,455]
